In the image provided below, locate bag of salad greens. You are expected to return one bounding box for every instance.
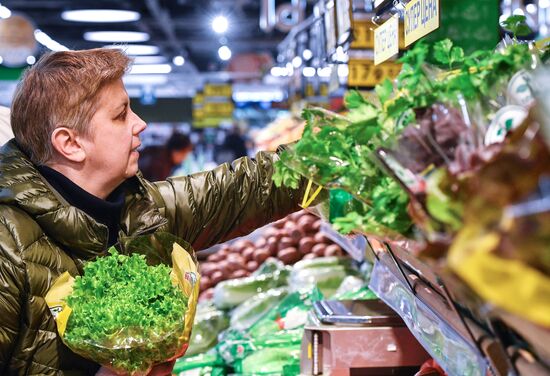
[45,233,200,375]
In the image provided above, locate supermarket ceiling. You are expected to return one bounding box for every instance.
[2,0,299,72]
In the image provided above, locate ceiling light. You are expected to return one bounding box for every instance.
[526,4,537,13]
[270,66,290,77]
[26,56,36,65]
[129,64,172,74]
[218,45,232,61]
[132,55,167,64]
[0,5,11,19]
[34,29,70,51]
[317,67,332,77]
[0,56,3,65]
[172,55,185,66]
[61,9,140,23]
[303,67,316,77]
[302,49,313,60]
[541,0,550,8]
[338,64,349,77]
[513,8,525,16]
[212,15,229,34]
[84,31,149,43]
[292,56,302,68]
[104,44,159,55]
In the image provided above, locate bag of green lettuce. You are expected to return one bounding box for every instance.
[46,234,200,375]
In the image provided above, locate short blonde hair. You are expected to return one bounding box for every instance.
[11,48,131,164]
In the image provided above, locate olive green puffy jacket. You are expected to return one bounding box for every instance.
[0,140,306,375]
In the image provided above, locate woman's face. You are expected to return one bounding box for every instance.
[80,78,147,187]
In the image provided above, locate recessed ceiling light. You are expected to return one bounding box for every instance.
[172,55,185,66]
[132,55,167,64]
[0,5,11,19]
[26,56,36,65]
[104,44,159,55]
[129,64,172,74]
[34,29,70,51]
[84,31,149,43]
[62,9,141,23]
[212,15,229,34]
[302,49,313,60]
[303,67,316,77]
[218,45,232,61]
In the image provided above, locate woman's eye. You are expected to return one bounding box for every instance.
[116,111,127,120]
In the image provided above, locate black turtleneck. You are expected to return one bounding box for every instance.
[37,166,126,247]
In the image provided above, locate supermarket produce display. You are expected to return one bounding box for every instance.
[271,33,550,375]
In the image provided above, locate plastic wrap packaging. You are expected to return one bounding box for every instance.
[173,351,226,376]
[212,268,289,309]
[289,257,359,297]
[369,261,486,376]
[185,303,229,357]
[45,234,200,375]
[230,287,289,332]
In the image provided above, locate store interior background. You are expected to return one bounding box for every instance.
[0,0,548,172]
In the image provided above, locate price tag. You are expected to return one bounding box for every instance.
[203,101,234,116]
[351,19,375,49]
[203,84,232,97]
[348,59,401,87]
[404,0,440,46]
[374,15,399,65]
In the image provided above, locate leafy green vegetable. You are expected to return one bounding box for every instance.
[500,15,532,39]
[433,39,465,69]
[272,159,301,189]
[65,248,187,373]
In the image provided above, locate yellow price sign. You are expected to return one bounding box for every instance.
[194,93,204,105]
[204,84,232,97]
[203,101,234,116]
[192,108,204,120]
[351,19,375,49]
[305,83,315,98]
[320,83,329,97]
[348,59,402,87]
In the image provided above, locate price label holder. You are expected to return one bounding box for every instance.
[374,14,399,65]
[404,0,440,47]
[348,59,401,88]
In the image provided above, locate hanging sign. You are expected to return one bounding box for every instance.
[404,0,440,46]
[351,19,375,49]
[374,15,399,65]
[203,84,232,98]
[348,59,401,87]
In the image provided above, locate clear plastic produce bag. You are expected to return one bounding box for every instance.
[45,233,200,375]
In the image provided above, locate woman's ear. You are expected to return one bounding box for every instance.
[51,127,86,163]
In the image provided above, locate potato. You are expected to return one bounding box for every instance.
[277,247,301,265]
[210,270,224,285]
[312,243,326,257]
[283,220,297,232]
[242,246,256,261]
[253,249,270,264]
[227,256,245,272]
[298,237,315,255]
[272,219,285,229]
[246,260,259,272]
[314,232,330,244]
[302,253,317,260]
[311,220,321,232]
[266,237,278,256]
[207,252,222,263]
[233,239,254,252]
[324,244,343,257]
[231,269,249,279]
[278,236,295,251]
[289,228,305,242]
[255,237,267,249]
[263,227,279,239]
[297,216,315,230]
[199,262,216,277]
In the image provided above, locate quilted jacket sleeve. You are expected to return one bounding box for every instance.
[0,224,25,374]
[151,150,313,251]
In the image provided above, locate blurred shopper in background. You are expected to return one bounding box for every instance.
[139,132,193,181]
[214,123,249,164]
[0,106,14,146]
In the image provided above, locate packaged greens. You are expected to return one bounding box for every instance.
[45,235,199,375]
[213,268,289,309]
[230,287,289,331]
[186,303,229,356]
[173,351,226,375]
[289,257,359,297]
[236,345,302,375]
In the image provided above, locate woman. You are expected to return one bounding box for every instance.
[0,48,309,375]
